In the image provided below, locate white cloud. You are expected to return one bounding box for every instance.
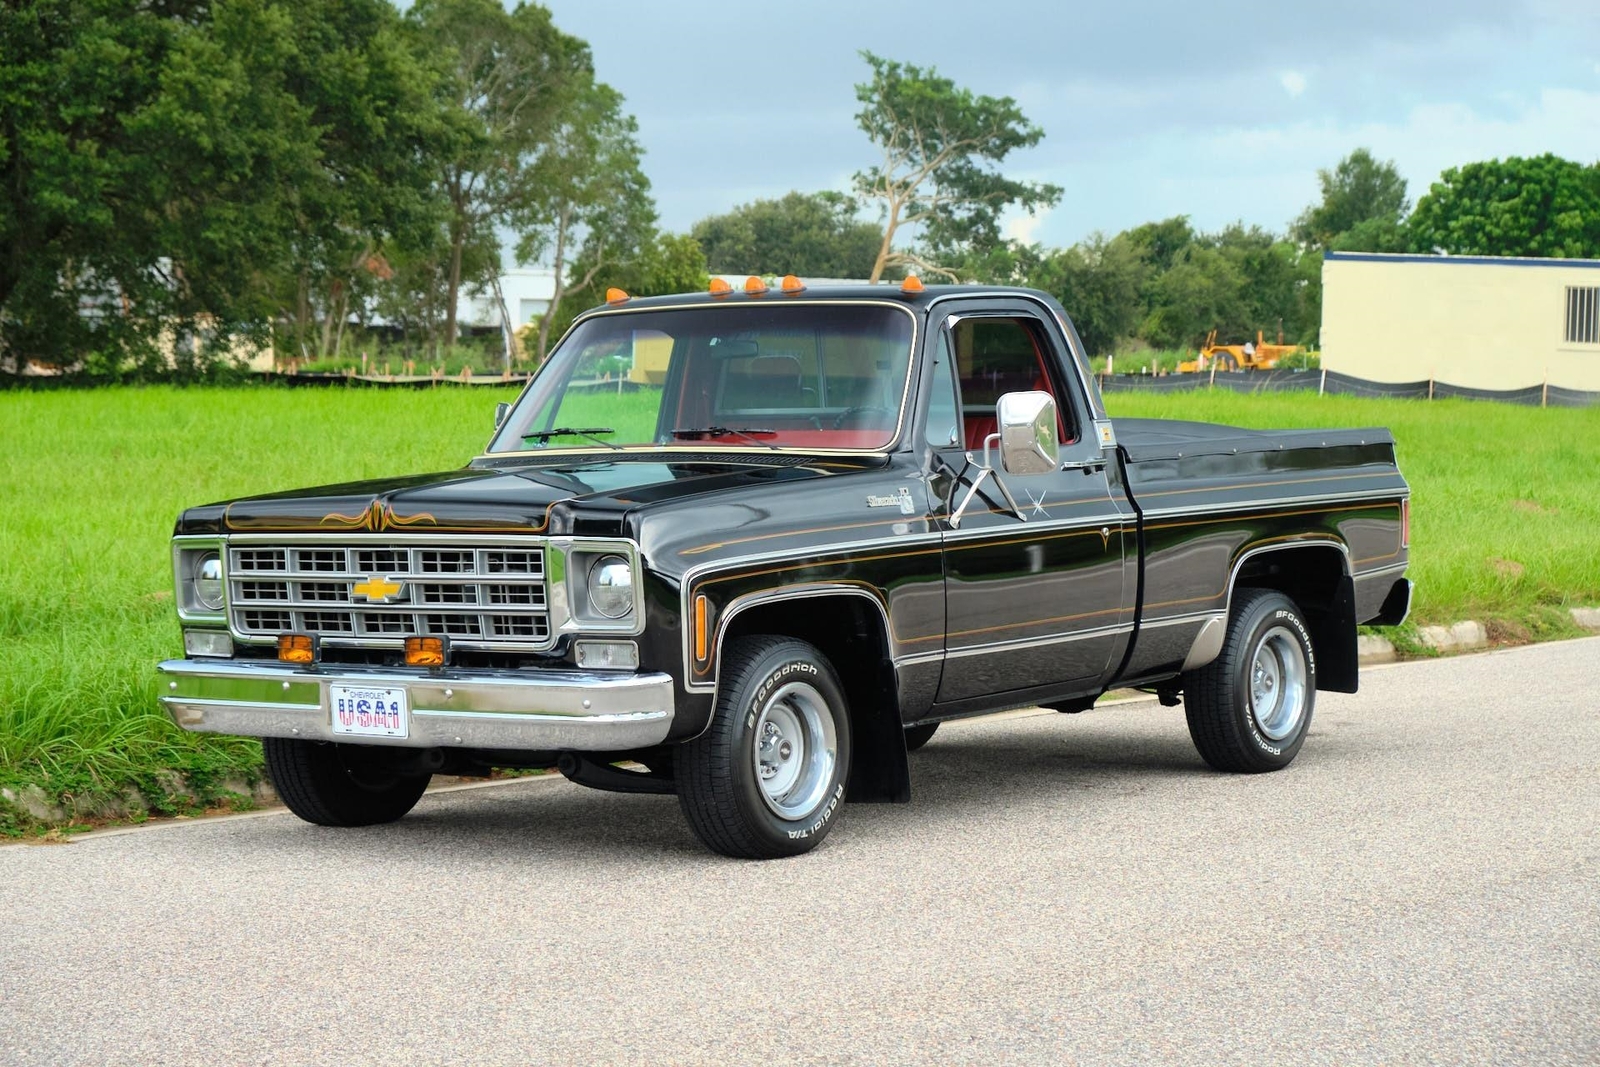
[1033,86,1600,246]
[1004,207,1051,245]
[1280,70,1308,98]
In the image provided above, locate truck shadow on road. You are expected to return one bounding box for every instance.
[246,716,1230,863]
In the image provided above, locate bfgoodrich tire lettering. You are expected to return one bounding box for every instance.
[676,636,853,859]
[1181,589,1316,773]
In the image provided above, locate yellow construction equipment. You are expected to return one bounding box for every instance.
[1178,329,1303,373]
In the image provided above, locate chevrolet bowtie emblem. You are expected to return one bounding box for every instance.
[352,576,404,603]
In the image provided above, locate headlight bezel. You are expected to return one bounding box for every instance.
[173,535,228,624]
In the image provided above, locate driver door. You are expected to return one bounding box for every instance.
[928,302,1132,703]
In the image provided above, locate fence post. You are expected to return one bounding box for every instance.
[1209,360,1217,389]
[1428,374,1435,401]
[1542,368,1549,408]
[1319,367,1326,396]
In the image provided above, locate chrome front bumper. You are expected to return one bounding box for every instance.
[157,659,675,750]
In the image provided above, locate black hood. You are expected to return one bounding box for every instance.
[175,455,885,536]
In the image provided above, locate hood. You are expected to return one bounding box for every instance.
[175,455,885,537]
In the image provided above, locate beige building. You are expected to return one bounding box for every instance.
[1321,251,1600,391]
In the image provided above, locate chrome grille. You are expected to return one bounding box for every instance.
[226,541,550,650]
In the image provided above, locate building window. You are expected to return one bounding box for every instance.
[1567,286,1599,345]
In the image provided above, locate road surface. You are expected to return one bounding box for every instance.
[3,639,1597,1065]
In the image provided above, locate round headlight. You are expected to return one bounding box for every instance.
[588,555,633,619]
[194,552,225,611]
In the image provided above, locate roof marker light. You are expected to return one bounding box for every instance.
[744,276,768,296]
[900,274,925,294]
[780,275,805,295]
[709,278,732,297]
[605,287,630,305]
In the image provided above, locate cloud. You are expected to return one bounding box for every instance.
[1280,71,1308,98]
[1004,207,1051,245]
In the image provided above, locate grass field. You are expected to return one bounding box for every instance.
[1,383,1596,832]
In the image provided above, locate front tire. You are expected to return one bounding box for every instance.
[1181,589,1316,773]
[263,738,431,827]
[676,636,852,859]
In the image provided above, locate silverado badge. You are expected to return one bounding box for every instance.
[866,487,916,515]
[352,576,405,603]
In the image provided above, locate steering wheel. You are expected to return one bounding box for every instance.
[830,406,896,430]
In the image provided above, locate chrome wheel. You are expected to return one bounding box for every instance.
[1249,625,1308,742]
[752,681,838,821]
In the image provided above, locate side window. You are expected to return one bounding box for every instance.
[925,332,960,448]
[951,316,1076,450]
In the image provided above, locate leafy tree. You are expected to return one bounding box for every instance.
[1407,154,1600,258]
[1292,148,1409,250]
[0,0,445,375]
[540,232,709,347]
[410,0,590,345]
[691,191,884,278]
[851,51,1060,283]
[515,80,653,363]
[1028,234,1146,356]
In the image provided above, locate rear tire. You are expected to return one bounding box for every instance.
[903,722,939,752]
[1181,589,1316,773]
[263,738,431,827]
[676,636,852,859]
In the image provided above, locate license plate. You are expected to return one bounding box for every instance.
[330,684,409,739]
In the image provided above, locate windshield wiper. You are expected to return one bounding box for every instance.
[671,426,780,450]
[521,426,619,449]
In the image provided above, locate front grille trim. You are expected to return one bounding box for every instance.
[225,537,553,652]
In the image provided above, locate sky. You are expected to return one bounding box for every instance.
[538,0,1600,250]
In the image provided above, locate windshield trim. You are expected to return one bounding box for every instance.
[479,298,922,460]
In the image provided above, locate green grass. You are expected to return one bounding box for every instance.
[0,384,1596,831]
[0,384,521,833]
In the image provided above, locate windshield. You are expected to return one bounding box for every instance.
[486,302,917,454]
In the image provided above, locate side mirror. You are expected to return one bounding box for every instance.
[493,402,510,429]
[995,391,1059,475]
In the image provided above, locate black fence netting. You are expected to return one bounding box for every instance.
[1096,369,1597,407]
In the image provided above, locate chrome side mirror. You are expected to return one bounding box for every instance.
[995,391,1059,475]
[493,402,510,429]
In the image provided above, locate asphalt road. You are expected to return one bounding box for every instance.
[3,639,1598,1066]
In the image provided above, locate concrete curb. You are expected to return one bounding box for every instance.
[1358,606,1600,665]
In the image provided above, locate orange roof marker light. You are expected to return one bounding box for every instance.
[605,287,630,305]
[744,275,769,296]
[900,274,925,294]
[780,275,805,295]
[709,277,733,297]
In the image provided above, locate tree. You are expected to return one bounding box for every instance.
[851,51,1061,283]
[410,0,590,347]
[515,80,652,364]
[541,232,708,346]
[1028,234,1145,356]
[691,191,883,278]
[1292,148,1409,250]
[1407,154,1600,258]
[0,0,445,375]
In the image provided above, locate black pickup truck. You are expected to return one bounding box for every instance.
[160,280,1411,858]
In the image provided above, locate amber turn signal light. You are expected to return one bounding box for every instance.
[693,594,709,661]
[744,275,768,296]
[605,287,630,305]
[780,274,805,294]
[404,636,446,668]
[277,634,316,665]
[709,277,732,296]
[900,274,924,293]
